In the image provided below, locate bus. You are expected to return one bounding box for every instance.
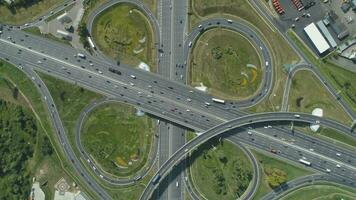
[212,98,225,104]
[298,158,311,166]
[152,174,161,185]
[77,53,86,59]
[87,37,96,49]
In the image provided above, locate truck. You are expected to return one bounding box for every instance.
[212,98,225,104]
[77,53,86,59]
[152,174,161,185]
[298,158,311,166]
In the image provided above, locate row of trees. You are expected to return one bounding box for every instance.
[0,99,37,199]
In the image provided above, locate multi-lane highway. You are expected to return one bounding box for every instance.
[141,112,355,199]
[1,1,355,199]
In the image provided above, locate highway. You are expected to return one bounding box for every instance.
[1,22,354,199]
[1,3,355,199]
[261,174,340,200]
[140,112,356,200]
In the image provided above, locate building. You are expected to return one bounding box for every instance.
[325,11,350,40]
[316,21,337,48]
[304,23,330,54]
[56,30,72,40]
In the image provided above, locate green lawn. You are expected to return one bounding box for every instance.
[92,3,156,72]
[189,139,253,200]
[0,0,64,25]
[38,72,102,156]
[288,70,352,125]
[190,0,300,112]
[281,184,356,200]
[252,150,312,200]
[82,102,155,177]
[0,60,94,199]
[287,30,356,112]
[190,28,262,100]
[23,27,72,46]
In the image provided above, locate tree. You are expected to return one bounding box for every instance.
[41,136,53,156]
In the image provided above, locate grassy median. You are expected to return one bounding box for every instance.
[82,102,154,177]
[190,28,262,100]
[190,0,300,112]
[189,139,253,200]
[287,30,356,112]
[92,3,156,72]
[288,70,352,125]
[252,150,312,200]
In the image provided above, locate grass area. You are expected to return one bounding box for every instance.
[251,150,312,200]
[189,139,253,199]
[190,28,262,100]
[82,102,155,177]
[0,60,95,199]
[92,3,156,72]
[38,72,102,157]
[287,30,356,112]
[23,26,72,46]
[288,70,352,125]
[0,0,63,25]
[190,0,300,112]
[280,184,356,200]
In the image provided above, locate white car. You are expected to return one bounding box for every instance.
[336,164,341,168]
[98,70,103,74]
[247,131,252,135]
[326,168,331,173]
[336,153,341,156]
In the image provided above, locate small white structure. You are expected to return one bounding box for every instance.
[30,182,45,200]
[56,12,72,24]
[138,62,150,72]
[304,23,330,54]
[56,30,72,40]
[310,108,323,132]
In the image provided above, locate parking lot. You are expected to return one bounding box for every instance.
[269,0,354,56]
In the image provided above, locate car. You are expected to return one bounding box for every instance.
[187,98,192,102]
[130,82,135,86]
[98,70,103,74]
[336,153,341,156]
[336,164,341,168]
[247,131,252,135]
[188,41,192,47]
[326,168,331,173]
[227,19,233,23]
[198,24,202,28]
[99,174,104,178]
[176,181,179,187]
[130,75,136,79]
[37,60,42,64]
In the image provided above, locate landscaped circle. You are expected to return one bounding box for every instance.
[92,3,156,71]
[190,28,262,100]
[189,140,253,199]
[81,102,155,177]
